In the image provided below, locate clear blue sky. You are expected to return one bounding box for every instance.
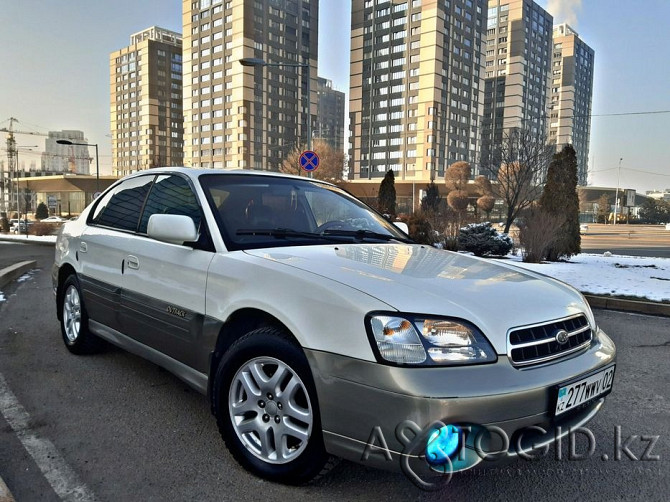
[1,0,668,193]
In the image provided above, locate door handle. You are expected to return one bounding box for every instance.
[80,242,88,253]
[127,255,140,270]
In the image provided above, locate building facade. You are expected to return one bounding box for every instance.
[549,24,594,185]
[480,0,553,172]
[349,0,487,182]
[41,131,91,175]
[316,77,345,152]
[182,0,318,171]
[110,26,184,177]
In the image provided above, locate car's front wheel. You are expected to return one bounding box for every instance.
[213,327,333,484]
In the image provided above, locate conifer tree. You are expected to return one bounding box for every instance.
[378,170,396,216]
[539,144,581,260]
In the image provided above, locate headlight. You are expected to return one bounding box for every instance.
[367,314,497,366]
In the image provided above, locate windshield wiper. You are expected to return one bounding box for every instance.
[322,228,413,243]
[236,228,343,241]
[236,227,413,244]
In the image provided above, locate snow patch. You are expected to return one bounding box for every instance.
[16,273,34,283]
[498,253,670,302]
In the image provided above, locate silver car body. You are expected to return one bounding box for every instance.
[53,168,616,474]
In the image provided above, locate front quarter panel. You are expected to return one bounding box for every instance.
[206,252,394,361]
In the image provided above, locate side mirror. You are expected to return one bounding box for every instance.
[394,221,409,234]
[147,214,198,245]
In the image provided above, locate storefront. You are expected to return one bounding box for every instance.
[14,174,118,217]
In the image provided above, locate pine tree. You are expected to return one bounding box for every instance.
[421,180,441,213]
[539,144,581,260]
[378,170,396,216]
[36,202,49,220]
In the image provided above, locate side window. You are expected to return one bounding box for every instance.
[138,175,202,234]
[90,176,154,231]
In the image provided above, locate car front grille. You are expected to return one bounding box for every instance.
[508,314,592,367]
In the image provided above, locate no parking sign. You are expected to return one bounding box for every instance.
[299,150,319,172]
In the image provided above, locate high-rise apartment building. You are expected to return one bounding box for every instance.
[182,0,318,171]
[480,0,552,170]
[41,131,91,175]
[110,26,184,177]
[349,0,487,182]
[549,24,594,185]
[316,77,345,152]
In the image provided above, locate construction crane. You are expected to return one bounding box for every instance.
[1,117,48,215]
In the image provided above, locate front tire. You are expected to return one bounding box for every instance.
[59,275,101,354]
[213,327,332,484]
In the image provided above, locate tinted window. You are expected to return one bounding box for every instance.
[90,176,154,231]
[139,175,202,234]
[200,174,406,250]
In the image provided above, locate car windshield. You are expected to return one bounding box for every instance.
[199,174,410,250]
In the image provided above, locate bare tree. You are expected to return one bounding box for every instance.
[518,207,565,263]
[481,128,552,233]
[279,139,345,184]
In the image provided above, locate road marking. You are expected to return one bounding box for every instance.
[0,373,97,502]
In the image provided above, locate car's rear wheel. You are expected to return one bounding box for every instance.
[59,275,101,354]
[213,327,333,484]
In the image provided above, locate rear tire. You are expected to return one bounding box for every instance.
[213,327,333,484]
[59,275,101,354]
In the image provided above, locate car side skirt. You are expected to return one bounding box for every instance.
[89,320,209,395]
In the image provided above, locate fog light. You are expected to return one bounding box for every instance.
[425,424,461,466]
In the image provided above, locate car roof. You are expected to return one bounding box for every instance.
[123,167,333,187]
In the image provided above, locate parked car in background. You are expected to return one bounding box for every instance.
[41,216,66,223]
[53,168,616,485]
[10,219,33,233]
[580,224,589,234]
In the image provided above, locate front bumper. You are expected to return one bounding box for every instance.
[305,328,616,473]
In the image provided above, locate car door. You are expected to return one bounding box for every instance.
[119,174,214,369]
[78,175,154,332]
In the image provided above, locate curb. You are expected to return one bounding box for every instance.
[0,261,37,289]
[584,294,670,318]
[0,475,15,502]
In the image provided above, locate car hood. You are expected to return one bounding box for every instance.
[245,243,591,354]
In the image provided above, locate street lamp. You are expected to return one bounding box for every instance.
[239,57,312,154]
[56,139,99,193]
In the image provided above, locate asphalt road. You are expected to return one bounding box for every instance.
[0,240,54,271]
[0,243,668,501]
[581,224,670,258]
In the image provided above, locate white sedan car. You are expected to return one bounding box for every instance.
[53,168,616,485]
[41,215,66,223]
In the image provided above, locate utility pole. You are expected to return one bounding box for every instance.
[6,118,18,216]
[613,157,622,226]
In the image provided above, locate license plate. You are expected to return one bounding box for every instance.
[555,365,615,416]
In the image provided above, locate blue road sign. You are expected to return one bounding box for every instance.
[299,150,320,172]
